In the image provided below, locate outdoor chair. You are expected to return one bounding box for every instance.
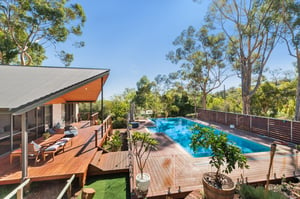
[9,148,22,164]
[27,143,41,164]
[42,137,72,161]
[10,143,41,165]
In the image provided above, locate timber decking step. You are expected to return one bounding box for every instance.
[90,150,103,167]
[87,151,129,176]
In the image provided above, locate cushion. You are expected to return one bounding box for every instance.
[31,141,41,151]
[60,137,71,142]
[45,144,60,151]
[55,141,66,146]
[48,128,55,134]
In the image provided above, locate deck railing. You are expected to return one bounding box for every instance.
[95,115,113,147]
[198,109,300,144]
[4,178,30,199]
[57,174,75,199]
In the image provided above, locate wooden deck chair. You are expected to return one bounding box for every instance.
[27,143,41,164]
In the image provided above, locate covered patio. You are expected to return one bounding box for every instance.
[0,65,110,184]
[0,124,108,186]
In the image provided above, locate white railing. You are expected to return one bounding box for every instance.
[57,174,75,199]
[4,178,30,199]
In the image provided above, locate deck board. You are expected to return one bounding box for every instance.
[97,151,129,171]
[0,125,103,185]
[131,130,300,198]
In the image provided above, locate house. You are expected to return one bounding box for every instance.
[0,65,109,179]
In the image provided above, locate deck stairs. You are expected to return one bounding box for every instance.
[88,149,129,176]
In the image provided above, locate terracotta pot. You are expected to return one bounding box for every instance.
[202,172,235,199]
[136,173,150,192]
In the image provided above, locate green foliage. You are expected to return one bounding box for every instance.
[251,80,296,119]
[238,184,287,199]
[79,100,111,121]
[0,0,86,65]
[112,117,127,129]
[130,132,158,176]
[106,131,122,152]
[191,125,249,188]
[134,76,156,111]
[167,23,229,109]
[0,32,18,64]
[210,0,282,114]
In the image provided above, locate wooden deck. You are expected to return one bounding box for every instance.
[88,151,129,175]
[0,125,105,186]
[131,125,300,198]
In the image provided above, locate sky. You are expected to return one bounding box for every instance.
[43,0,296,100]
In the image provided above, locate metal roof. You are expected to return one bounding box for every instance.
[0,65,110,115]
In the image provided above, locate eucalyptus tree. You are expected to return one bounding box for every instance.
[0,31,18,64]
[279,0,300,120]
[167,24,229,109]
[0,0,86,66]
[209,0,282,114]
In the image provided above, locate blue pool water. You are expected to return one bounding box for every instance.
[148,117,270,157]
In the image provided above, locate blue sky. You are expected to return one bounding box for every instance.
[43,0,296,99]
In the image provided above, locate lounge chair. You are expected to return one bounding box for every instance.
[42,137,71,161]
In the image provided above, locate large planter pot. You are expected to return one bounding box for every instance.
[202,172,235,199]
[136,173,150,192]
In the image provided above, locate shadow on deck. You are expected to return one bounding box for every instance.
[0,121,127,188]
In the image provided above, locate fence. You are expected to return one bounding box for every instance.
[197,109,300,144]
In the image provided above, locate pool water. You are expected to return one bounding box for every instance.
[148,117,270,157]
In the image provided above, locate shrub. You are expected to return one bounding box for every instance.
[239,184,287,199]
[106,131,122,152]
[191,125,249,188]
[112,117,127,129]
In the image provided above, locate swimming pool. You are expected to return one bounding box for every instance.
[148,117,270,157]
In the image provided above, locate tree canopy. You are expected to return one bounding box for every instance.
[210,0,282,114]
[167,24,230,109]
[0,0,86,66]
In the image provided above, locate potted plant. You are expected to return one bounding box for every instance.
[191,125,249,199]
[130,131,158,192]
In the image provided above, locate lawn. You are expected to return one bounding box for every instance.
[83,173,130,199]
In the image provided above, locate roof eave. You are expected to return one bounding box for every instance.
[11,70,110,115]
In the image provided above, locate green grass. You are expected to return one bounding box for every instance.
[0,184,18,199]
[83,173,129,199]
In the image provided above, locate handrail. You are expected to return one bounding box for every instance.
[57,174,75,199]
[4,178,30,199]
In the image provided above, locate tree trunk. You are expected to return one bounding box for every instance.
[81,188,95,199]
[241,61,252,115]
[202,93,207,110]
[295,55,300,121]
[242,94,251,115]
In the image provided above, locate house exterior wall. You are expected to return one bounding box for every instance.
[52,104,65,127]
